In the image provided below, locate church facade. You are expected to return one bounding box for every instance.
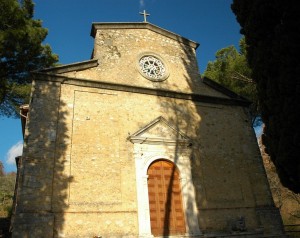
[11,22,285,237]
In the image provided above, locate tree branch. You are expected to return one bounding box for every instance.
[231,71,255,84]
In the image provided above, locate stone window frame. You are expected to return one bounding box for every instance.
[136,52,170,82]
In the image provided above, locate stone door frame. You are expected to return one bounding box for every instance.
[128,117,201,237]
[133,148,201,237]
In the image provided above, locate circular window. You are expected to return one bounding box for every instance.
[138,54,169,81]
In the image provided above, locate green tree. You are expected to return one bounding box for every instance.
[0,171,16,217]
[0,0,58,117]
[203,37,258,123]
[231,0,300,193]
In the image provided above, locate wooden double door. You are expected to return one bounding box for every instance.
[147,160,186,236]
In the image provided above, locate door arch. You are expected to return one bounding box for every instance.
[147,160,186,236]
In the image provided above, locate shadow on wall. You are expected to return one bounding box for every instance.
[147,42,201,236]
[151,38,261,235]
[11,79,70,237]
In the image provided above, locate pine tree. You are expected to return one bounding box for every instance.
[0,0,58,117]
[203,37,258,123]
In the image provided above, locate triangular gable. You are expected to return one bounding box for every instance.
[128,116,191,145]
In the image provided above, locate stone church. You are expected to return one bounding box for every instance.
[11,21,285,237]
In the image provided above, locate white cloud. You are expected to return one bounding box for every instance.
[6,141,23,165]
[140,0,145,7]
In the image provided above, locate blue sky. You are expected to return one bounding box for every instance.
[0,0,245,172]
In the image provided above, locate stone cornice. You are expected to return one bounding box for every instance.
[37,59,99,74]
[127,116,192,145]
[32,72,251,107]
[202,77,250,102]
[91,22,199,49]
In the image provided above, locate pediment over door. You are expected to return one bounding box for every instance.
[128,116,191,145]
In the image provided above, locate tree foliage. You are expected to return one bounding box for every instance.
[0,0,58,117]
[0,168,16,217]
[203,37,258,122]
[232,0,300,193]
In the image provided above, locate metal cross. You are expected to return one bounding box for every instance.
[139,10,150,22]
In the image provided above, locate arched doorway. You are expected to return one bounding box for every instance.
[147,160,186,236]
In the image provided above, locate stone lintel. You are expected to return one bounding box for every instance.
[91,22,200,49]
[128,137,191,146]
[33,73,251,107]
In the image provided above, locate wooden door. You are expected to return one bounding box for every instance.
[147,160,186,236]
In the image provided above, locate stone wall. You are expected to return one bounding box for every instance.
[12,80,61,237]
[11,23,285,237]
[16,82,283,236]
[12,80,284,238]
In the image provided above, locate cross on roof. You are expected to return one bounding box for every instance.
[139,10,150,23]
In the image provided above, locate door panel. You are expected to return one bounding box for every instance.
[147,160,186,236]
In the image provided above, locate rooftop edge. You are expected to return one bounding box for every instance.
[90,22,199,49]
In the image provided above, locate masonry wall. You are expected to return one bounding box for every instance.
[13,78,283,237]
[11,24,284,237]
[12,80,61,237]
